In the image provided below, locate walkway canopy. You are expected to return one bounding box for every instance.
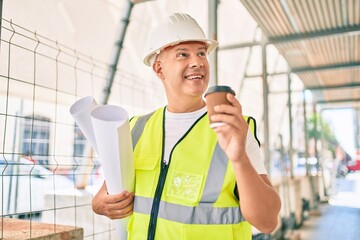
[240,0,360,108]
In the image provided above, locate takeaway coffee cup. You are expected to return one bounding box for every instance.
[204,85,236,128]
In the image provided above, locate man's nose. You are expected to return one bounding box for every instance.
[189,56,204,68]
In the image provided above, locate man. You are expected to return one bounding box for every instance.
[92,13,281,239]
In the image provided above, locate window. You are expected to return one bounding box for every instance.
[21,115,51,165]
[73,125,86,157]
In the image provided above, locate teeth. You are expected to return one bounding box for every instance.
[186,75,202,80]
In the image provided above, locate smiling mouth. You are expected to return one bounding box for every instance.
[185,74,203,80]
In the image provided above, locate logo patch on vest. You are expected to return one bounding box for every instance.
[167,170,203,202]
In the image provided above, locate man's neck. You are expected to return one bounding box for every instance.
[167,99,206,113]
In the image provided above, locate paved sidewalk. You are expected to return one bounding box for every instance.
[297,172,360,240]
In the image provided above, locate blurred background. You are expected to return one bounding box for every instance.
[1,0,359,239]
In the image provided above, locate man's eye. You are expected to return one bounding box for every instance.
[177,53,188,58]
[198,52,206,57]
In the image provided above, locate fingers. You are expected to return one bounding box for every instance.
[210,93,248,133]
[105,191,133,208]
[93,183,135,219]
[214,94,242,116]
[227,93,241,108]
[105,192,135,220]
[104,191,131,204]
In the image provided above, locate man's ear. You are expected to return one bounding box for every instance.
[153,61,164,79]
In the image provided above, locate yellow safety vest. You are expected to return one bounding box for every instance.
[127,107,259,240]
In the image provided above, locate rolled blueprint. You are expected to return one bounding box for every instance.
[91,104,135,240]
[90,105,135,193]
[69,96,99,154]
[70,97,135,240]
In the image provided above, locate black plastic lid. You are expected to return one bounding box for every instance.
[204,85,235,97]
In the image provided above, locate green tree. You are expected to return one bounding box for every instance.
[307,113,338,156]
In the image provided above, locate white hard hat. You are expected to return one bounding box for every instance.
[143,13,218,66]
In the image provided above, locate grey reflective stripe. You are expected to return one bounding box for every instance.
[134,196,245,224]
[200,143,228,203]
[131,112,154,150]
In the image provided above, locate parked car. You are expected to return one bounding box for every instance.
[346,159,360,172]
[0,157,75,217]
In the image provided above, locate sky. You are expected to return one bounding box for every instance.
[322,109,357,157]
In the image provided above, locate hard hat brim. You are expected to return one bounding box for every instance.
[143,39,218,66]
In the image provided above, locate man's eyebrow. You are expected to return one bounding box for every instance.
[174,46,206,52]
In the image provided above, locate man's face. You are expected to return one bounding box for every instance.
[153,41,210,101]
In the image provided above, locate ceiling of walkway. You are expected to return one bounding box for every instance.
[240,0,360,109]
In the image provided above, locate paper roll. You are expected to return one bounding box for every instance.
[91,105,135,240]
[90,105,135,193]
[69,96,99,154]
[70,98,135,239]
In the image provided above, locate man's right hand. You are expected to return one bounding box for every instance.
[92,181,134,220]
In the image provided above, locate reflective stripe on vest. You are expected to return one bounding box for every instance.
[131,111,154,150]
[134,196,246,224]
[200,143,228,203]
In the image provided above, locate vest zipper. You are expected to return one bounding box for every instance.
[147,109,207,240]
[147,161,168,240]
[147,108,168,240]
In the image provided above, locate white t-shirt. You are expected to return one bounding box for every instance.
[163,106,267,174]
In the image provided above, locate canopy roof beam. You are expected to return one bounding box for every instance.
[317,98,360,104]
[307,83,360,91]
[292,62,360,73]
[268,26,360,44]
